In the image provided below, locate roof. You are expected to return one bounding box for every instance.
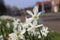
[36,1,51,5]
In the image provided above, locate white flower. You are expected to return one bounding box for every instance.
[36,32,42,38]
[41,26,49,37]
[6,22,10,28]
[38,35,41,38]
[25,17,33,23]
[9,33,18,40]
[13,18,21,25]
[20,17,33,29]
[15,29,26,40]
[0,35,3,40]
[13,18,21,30]
[20,29,26,35]
[13,24,21,33]
[0,16,13,19]
[26,6,42,25]
[13,26,26,38]
[27,23,43,31]
[9,29,25,40]
[27,22,43,36]
[20,22,29,29]
[18,29,25,40]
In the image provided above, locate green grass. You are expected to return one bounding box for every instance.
[45,31,60,40]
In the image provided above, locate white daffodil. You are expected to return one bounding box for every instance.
[9,33,18,40]
[9,29,25,40]
[13,18,21,25]
[20,22,29,29]
[13,18,21,29]
[27,22,43,31]
[25,17,33,23]
[13,24,21,33]
[0,35,3,40]
[20,17,33,29]
[26,20,43,36]
[27,22,43,36]
[6,22,10,28]
[13,26,26,38]
[26,6,42,25]
[15,29,26,40]
[38,35,41,38]
[41,26,49,37]
[0,16,13,20]
[18,29,25,40]
[36,32,41,38]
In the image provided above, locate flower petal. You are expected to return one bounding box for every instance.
[33,20,37,26]
[37,12,42,16]
[19,35,25,40]
[27,22,33,27]
[0,35,3,39]
[27,27,33,31]
[38,35,41,38]
[33,6,38,15]
[26,17,33,23]
[26,10,33,16]
[36,24,43,28]
[20,29,26,35]
[6,22,10,28]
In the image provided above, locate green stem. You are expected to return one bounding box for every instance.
[1,25,5,40]
[42,37,44,40]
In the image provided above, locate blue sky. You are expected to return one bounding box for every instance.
[4,0,50,9]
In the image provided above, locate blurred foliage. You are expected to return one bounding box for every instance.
[58,2,60,12]
[44,31,60,40]
[0,19,14,35]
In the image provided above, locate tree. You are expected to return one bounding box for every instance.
[0,0,7,16]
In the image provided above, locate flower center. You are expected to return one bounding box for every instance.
[33,15,38,20]
[17,32,20,36]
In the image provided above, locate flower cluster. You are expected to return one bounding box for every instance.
[0,6,49,40]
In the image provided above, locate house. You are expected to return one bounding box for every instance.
[36,0,59,12]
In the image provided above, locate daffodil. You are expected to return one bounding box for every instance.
[38,35,41,38]
[0,35,3,40]
[27,22,43,36]
[26,22,43,38]
[13,18,21,25]
[41,26,49,37]
[16,29,25,40]
[20,22,29,29]
[0,16,13,20]
[27,23,43,31]
[13,24,21,33]
[20,17,33,29]
[26,6,42,25]
[17,29,25,40]
[9,33,18,40]
[9,29,25,40]
[25,17,33,23]
[13,18,21,31]
[6,22,10,28]
[13,24,26,37]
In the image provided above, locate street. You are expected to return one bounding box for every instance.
[42,12,60,32]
